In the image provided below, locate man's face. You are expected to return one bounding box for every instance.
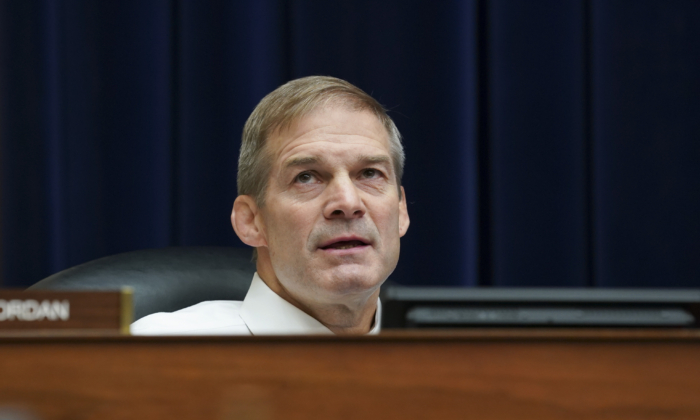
[258,106,409,305]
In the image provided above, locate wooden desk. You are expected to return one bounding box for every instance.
[1,329,699,419]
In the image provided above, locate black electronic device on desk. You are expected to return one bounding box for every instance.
[380,286,700,328]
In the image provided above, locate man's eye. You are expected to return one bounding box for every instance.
[296,172,315,183]
[361,169,380,179]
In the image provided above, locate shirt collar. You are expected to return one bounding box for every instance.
[240,272,381,336]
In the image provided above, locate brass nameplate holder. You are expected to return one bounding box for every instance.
[0,289,133,335]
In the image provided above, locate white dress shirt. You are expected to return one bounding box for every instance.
[130,272,382,336]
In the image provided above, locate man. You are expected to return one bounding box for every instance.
[131,76,409,335]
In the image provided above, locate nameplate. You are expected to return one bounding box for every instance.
[0,289,133,334]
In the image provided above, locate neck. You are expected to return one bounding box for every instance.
[256,249,379,334]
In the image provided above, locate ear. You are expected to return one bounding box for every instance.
[398,186,410,237]
[231,195,268,247]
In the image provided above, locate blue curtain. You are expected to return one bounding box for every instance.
[1,0,698,289]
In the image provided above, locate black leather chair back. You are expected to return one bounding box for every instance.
[29,247,256,321]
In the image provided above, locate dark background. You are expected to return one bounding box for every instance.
[1,0,698,289]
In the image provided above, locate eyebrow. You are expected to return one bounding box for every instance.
[283,156,324,169]
[282,154,391,170]
[357,155,391,165]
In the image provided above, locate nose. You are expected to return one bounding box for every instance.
[323,176,366,219]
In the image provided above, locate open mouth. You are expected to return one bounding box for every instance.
[320,240,368,250]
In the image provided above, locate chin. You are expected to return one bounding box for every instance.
[318,264,388,296]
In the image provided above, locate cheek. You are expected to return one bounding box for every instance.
[266,207,315,246]
[373,204,401,240]
[382,201,401,223]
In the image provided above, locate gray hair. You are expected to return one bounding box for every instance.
[237,76,405,207]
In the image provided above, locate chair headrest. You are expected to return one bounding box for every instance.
[29,247,256,321]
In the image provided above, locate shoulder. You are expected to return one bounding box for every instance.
[130,300,250,336]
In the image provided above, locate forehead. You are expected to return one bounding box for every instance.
[266,106,391,164]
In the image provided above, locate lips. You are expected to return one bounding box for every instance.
[319,237,370,250]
